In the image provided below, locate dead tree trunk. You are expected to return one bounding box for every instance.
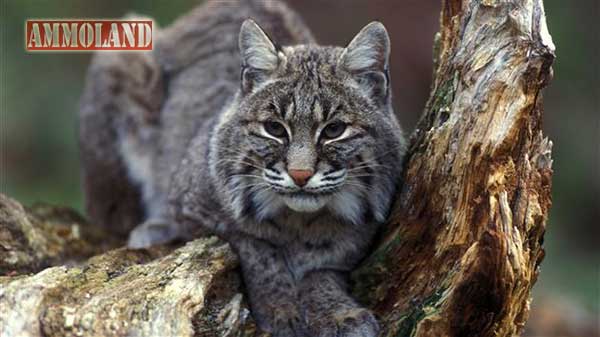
[0,0,554,336]
[352,0,554,335]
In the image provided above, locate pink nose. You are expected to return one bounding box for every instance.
[288,169,314,187]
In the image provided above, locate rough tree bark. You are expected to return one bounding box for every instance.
[0,0,554,336]
[351,0,554,335]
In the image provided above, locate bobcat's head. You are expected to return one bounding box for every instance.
[212,20,406,225]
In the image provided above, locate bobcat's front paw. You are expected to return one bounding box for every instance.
[310,308,379,337]
[127,219,179,248]
[256,305,309,337]
[271,315,309,337]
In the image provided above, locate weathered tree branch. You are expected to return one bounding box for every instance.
[1,194,251,336]
[0,0,554,336]
[352,0,554,335]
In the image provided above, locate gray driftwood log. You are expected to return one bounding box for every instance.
[0,0,554,336]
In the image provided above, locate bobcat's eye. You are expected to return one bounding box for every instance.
[321,122,347,140]
[264,121,287,138]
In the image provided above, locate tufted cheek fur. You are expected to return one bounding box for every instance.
[210,20,406,226]
[152,14,407,337]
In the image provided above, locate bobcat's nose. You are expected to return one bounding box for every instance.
[288,169,314,187]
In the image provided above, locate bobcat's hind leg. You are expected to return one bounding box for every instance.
[79,46,164,238]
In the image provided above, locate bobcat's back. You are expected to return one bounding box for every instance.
[152,1,314,201]
[79,0,313,234]
[81,4,402,335]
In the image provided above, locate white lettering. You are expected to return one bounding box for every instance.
[122,23,135,47]
[139,23,152,47]
[95,23,102,47]
[103,23,121,47]
[27,23,42,48]
[80,23,93,48]
[43,22,60,47]
[61,22,78,47]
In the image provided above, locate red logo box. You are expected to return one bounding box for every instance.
[25,20,153,51]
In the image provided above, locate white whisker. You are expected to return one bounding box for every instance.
[228,182,271,194]
[216,158,263,170]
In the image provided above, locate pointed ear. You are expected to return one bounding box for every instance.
[239,19,281,93]
[339,22,391,104]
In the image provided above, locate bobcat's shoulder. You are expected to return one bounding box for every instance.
[80,2,404,336]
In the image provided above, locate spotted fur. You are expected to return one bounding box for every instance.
[80,1,405,336]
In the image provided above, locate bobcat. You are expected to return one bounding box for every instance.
[79,1,406,336]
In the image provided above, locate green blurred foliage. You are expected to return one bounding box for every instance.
[1,0,598,317]
[532,0,599,315]
[1,0,199,209]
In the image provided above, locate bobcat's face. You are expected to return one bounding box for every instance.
[237,76,392,218]
[213,21,405,225]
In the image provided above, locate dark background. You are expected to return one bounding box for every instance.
[1,1,598,335]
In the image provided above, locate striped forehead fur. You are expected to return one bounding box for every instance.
[212,20,405,227]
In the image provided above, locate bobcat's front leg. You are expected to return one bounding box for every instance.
[127,217,182,248]
[232,236,308,337]
[299,270,379,337]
